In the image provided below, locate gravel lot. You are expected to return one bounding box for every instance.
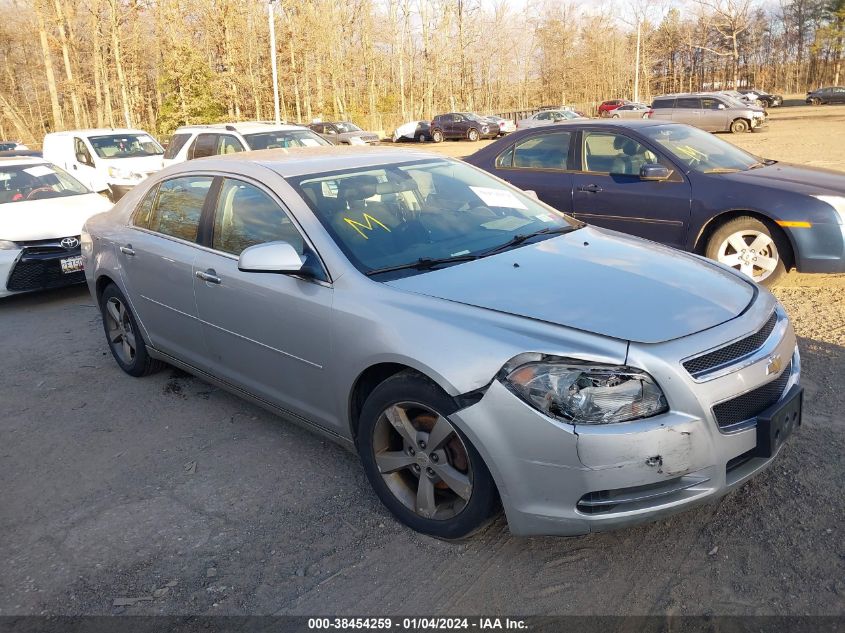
[1,106,843,617]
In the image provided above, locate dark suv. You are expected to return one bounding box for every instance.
[430,113,498,142]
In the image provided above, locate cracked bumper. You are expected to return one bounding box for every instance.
[450,304,800,537]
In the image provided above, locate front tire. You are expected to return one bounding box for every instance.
[705,216,789,287]
[467,128,480,142]
[356,371,498,539]
[99,283,164,377]
[730,118,749,133]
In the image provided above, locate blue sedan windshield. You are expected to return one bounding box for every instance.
[640,125,763,173]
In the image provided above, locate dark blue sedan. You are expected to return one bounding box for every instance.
[465,120,845,286]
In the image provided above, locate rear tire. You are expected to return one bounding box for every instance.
[730,118,749,133]
[356,371,498,539]
[432,129,444,143]
[705,216,789,287]
[99,283,165,377]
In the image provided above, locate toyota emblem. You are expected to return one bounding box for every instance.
[61,237,80,249]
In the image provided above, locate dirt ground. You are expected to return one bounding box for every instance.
[0,105,843,618]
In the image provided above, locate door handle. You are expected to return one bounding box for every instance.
[578,184,603,193]
[195,269,221,284]
[119,245,135,256]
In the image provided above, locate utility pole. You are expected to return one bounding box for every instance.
[268,0,281,125]
[634,20,641,103]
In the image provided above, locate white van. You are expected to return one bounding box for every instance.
[42,128,164,201]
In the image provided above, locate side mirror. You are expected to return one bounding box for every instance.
[639,164,672,181]
[76,152,90,165]
[238,241,304,274]
[718,103,726,110]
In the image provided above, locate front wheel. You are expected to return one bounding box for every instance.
[467,128,479,142]
[705,216,789,286]
[431,129,444,143]
[356,371,498,539]
[730,118,749,133]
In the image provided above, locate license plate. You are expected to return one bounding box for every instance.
[754,385,802,458]
[60,255,84,274]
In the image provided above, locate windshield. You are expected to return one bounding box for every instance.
[0,163,89,203]
[640,125,763,173]
[334,122,362,134]
[244,130,331,149]
[290,159,578,278]
[88,134,163,159]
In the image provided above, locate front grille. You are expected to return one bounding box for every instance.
[712,360,792,429]
[7,243,84,292]
[684,311,777,377]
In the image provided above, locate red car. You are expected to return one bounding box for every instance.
[597,99,631,117]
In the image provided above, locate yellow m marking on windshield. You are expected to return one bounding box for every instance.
[343,214,391,239]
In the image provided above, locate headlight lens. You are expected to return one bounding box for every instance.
[108,166,141,181]
[503,358,668,425]
[813,195,845,224]
[0,239,18,250]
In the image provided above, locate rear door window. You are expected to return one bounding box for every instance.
[164,133,192,160]
[676,97,701,109]
[189,134,218,159]
[512,132,573,170]
[148,176,214,242]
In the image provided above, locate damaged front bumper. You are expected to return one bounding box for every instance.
[449,302,800,537]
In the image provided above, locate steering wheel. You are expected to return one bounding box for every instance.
[26,186,55,200]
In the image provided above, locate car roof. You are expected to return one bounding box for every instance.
[166,146,443,179]
[0,156,49,166]
[174,122,307,134]
[44,128,150,137]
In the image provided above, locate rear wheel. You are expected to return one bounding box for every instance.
[730,118,749,133]
[706,216,789,287]
[356,371,498,539]
[417,133,426,143]
[99,283,164,377]
[467,128,480,142]
[432,129,444,143]
[612,113,620,119]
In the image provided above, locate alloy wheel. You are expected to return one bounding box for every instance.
[716,230,780,282]
[105,296,136,364]
[372,402,473,520]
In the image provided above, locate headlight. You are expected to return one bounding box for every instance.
[107,166,141,181]
[502,357,668,425]
[0,239,18,250]
[813,195,845,224]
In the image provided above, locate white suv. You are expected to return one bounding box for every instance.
[162,122,331,167]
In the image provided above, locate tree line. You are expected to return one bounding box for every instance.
[1,0,843,145]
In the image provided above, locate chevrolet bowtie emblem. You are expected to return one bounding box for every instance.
[766,354,783,376]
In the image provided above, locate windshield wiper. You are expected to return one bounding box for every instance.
[365,254,480,277]
[480,225,577,256]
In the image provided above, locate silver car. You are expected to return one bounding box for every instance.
[516,109,585,129]
[650,93,767,133]
[82,147,802,538]
[609,103,651,119]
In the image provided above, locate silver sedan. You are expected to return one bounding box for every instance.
[82,147,802,538]
[516,109,585,129]
[610,103,652,119]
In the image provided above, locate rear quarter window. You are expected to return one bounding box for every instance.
[163,134,192,160]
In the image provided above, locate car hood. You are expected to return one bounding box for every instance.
[725,163,845,195]
[0,193,113,241]
[385,227,755,344]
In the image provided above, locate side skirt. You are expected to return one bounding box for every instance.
[148,347,357,454]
